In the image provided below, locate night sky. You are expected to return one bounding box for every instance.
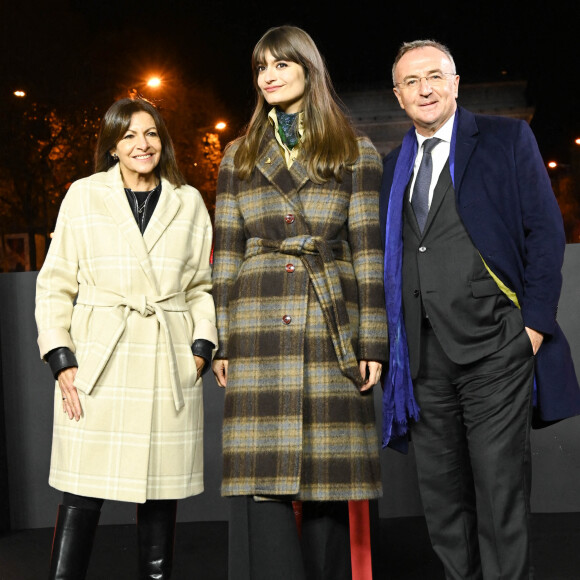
[1,0,578,162]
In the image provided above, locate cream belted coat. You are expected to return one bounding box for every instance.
[35,165,217,502]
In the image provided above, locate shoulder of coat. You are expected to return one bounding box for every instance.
[171,182,211,219]
[220,137,244,167]
[171,182,202,203]
[69,168,120,194]
[355,135,382,166]
[55,173,106,217]
[64,172,106,197]
[356,135,378,153]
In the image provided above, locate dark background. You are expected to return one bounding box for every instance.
[1,0,578,162]
[1,0,580,554]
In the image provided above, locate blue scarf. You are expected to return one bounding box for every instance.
[382,111,459,449]
[276,109,300,149]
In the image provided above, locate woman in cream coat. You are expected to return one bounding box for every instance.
[35,97,217,580]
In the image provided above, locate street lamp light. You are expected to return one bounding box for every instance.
[147,77,162,88]
[13,90,26,97]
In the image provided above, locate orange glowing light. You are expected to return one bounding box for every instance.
[547,161,557,169]
[14,90,26,97]
[147,77,161,88]
[215,122,227,131]
[575,138,580,146]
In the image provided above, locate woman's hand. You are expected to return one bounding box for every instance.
[212,359,228,388]
[359,360,382,392]
[58,367,82,421]
[194,355,205,379]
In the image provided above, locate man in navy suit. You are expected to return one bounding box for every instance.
[379,40,580,579]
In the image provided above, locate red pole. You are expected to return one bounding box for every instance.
[349,500,373,580]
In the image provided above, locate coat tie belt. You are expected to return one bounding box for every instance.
[244,236,363,387]
[74,285,189,410]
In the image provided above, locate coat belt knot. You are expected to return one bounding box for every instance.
[74,286,190,410]
[245,236,362,387]
[246,235,351,261]
[125,294,154,316]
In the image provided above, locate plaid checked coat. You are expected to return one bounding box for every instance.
[212,129,387,500]
[35,165,217,503]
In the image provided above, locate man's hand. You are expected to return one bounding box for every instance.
[525,327,544,355]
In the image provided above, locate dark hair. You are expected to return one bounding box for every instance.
[94,97,186,187]
[392,39,456,86]
[234,25,359,183]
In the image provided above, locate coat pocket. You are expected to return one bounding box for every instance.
[471,278,502,298]
[182,311,194,344]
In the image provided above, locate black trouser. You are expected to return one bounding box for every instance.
[63,492,177,521]
[228,497,352,580]
[412,326,535,580]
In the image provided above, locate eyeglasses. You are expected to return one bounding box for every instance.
[395,73,456,90]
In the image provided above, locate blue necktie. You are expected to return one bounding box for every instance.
[411,138,440,232]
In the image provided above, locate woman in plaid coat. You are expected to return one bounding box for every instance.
[212,26,387,579]
[35,97,217,579]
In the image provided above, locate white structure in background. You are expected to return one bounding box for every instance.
[340,80,534,158]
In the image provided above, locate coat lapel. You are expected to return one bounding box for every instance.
[422,160,452,235]
[256,132,309,212]
[143,178,181,254]
[453,107,479,204]
[403,180,422,239]
[102,166,159,292]
[404,198,421,239]
[404,161,452,240]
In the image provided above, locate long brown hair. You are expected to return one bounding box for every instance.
[94,97,187,187]
[234,25,359,183]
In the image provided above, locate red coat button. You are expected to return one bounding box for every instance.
[282,315,292,324]
[285,263,295,273]
[285,214,295,224]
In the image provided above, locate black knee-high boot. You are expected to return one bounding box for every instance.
[48,504,100,579]
[137,500,177,579]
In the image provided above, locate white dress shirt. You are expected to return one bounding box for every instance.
[409,114,455,206]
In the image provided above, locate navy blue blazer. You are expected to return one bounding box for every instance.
[379,106,580,426]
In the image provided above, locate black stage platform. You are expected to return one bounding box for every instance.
[1,514,579,579]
